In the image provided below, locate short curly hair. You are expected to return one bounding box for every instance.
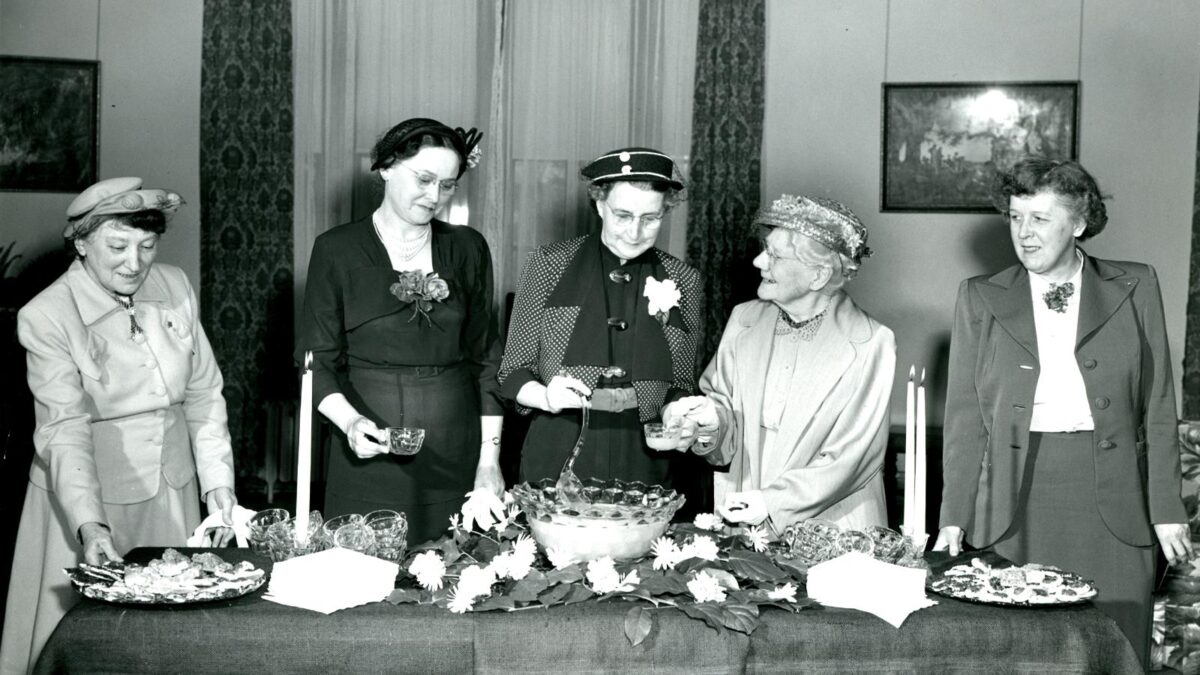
[991,158,1107,240]
[586,180,685,210]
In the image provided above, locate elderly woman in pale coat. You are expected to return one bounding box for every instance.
[663,195,894,535]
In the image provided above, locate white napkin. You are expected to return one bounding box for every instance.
[262,547,399,614]
[807,552,937,628]
[186,505,257,548]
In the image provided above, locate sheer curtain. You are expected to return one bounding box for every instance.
[293,0,486,331]
[493,0,699,301]
[294,0,699,327]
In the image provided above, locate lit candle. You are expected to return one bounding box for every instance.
[903,366,915,536]
[914,368,927,544]
[295,351,313,545]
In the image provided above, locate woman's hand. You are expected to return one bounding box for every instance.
[345,415,389,458]
[473,462,504,500]
[718,490,768,525]
[204,487,238,547]
[544,374,591,413]
[79,522,123,566]
[1155,523,1194,566]
[932,526,964,556]
[661,396,719,451]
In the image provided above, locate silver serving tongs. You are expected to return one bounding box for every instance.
[554,391,591,506]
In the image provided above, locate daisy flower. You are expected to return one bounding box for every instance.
[546,547,575,570]
[687,571,727,603]
[586,557,621,594]
[407,551,447,591]
[681,535,720,561]
[768,582,797,603]
[447,587,475,614]
[745,525,770,553]
[693,513,723,531]
[651,536,682,571]
[457,564,497,600]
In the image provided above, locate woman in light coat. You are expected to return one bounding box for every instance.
[0,178,237,675]
[664,195,894,535]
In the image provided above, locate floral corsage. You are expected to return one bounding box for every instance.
[644,276,681,327]
[390,271,450,325]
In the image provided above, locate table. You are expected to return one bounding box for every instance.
[36,549,1142,674]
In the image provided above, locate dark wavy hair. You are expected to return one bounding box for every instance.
[991,158,1108,240]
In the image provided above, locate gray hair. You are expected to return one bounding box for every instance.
[781,229,859,292]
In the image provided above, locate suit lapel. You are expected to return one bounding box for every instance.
[1076,255,1135,349]
[977,266,1039,361]
[733,303,776,485]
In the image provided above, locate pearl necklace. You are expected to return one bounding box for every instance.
[374,218,430,263]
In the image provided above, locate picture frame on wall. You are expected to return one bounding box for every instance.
[881,81,1079,212]
[0,56,99,192]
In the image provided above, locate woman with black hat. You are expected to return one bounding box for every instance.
[1,178,238,674]
[296,117,504,545]
[498,147,701,489]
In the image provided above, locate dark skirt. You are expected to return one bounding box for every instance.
[519,408,672,487]
[992,431,1155,670]
[325,363,479,546]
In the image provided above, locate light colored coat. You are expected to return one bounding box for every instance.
[697,292,895,535]
[16,260,235,536]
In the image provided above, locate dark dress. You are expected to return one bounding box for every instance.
[498,235,702,492]
[298,217,501,545]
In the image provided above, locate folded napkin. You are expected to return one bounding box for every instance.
[263,547,399,614]
[186,505,257,548]
[807,552,937,628]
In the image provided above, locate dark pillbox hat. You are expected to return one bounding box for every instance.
[580,147,683,190]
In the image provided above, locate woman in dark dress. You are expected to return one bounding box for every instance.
[497,147,701,489]
[297,118,503,545]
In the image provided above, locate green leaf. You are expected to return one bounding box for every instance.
[719,603,761,634]
[562,584,595,605]
[705,568,741,591]
[509,575,550,602]
[680,602,725,633]
[638,571,690,596]
[727,550,789,583]
[386,587,424,605]
[624,606,654,646]
[546,566,584,585]
[474,594,517,612]
[439,539,463,564]
[538,583,573,606]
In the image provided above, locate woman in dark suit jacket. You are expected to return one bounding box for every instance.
[934,158,1190,669]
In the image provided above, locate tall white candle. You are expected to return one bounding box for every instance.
[295,351,313,544]
[903,366,915,536]
[914,368,927,543]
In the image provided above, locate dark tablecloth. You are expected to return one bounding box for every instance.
[36,548,1142,674]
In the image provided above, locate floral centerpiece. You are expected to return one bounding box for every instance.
[388,497,815,645]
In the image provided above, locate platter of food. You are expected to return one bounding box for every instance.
[927,555,1097,607]
[66,548,267,605]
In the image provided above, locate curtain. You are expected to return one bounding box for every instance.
[685,0,765,367]
[1185,94,1200,417]
[293,0,487,337]
[200,0,294,479]
[494,0,699,305]
[295,1,698,332]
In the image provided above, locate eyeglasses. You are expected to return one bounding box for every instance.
[394,163,458,193]
[758,241,824,269]
[605,204,664,230]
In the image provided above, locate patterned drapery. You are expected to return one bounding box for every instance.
[685,0,766,366]
[1185,95,1200,417]
[200,0,294,478]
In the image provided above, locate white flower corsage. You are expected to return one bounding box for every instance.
[644,276,681,327]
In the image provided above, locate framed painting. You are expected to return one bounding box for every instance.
[0,56,99,192]
[881,81,1078,212]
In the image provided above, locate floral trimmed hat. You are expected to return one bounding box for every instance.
[64,177,183,238]
[754,194,872,264]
